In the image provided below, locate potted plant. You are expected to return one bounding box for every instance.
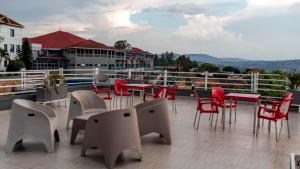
[36,73,68,102]
[286,72,300,107]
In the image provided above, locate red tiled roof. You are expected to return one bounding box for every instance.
[69,39,114,50]
[28,31,86,49]
[0,13,24,28]
[131,47,153,55]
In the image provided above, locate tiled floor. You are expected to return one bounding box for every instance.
[0,95,299,169]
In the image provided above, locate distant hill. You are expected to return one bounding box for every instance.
[187,54,300,72]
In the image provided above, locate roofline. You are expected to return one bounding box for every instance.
[67,47,115,50]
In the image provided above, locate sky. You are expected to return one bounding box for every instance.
[1,0,300,60]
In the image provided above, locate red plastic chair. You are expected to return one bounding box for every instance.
[256,92,293,141]
[194,90,219,131]
[113,79,132,108]
[143,86,167,102]
[92,82,112,109]
[212,87,237,126]
[166,83,179,113]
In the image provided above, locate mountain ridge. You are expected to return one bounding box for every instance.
[187,54,300,71]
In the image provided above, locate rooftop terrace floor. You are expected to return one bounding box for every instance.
[0,95,299,169]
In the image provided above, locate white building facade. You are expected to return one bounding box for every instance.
[0,14,24,71]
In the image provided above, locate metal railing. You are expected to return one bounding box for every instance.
[0,68,288,100]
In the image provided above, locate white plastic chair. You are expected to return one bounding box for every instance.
[6,99,59,153]
[66,90,107,128]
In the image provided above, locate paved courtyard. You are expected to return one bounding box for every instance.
[0,95,299,169]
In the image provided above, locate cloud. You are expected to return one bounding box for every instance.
[1,0,300,60]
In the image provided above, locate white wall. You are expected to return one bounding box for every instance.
[0,24,23,70]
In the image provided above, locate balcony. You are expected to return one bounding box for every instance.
[0,69,298,169]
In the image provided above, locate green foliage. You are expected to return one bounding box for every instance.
[223,66,241,73]
[154,52,176,67]
[114,40,131,50]
[0,47,10,64]
[286,73,300,90]
[198,63,220,72]
[176,55,198,71]
[43,73,65,88]
[6,59,25,72]
[19,38,33,70]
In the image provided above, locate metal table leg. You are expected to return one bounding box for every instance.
[253,102,257,134]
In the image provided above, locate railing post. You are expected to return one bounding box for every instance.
[59,68,63,76]
[250,72,254,93]
[164,70,168,86]
[204,71,208,90]
[128,69,132,79]
[21,68,26,90]
[253,73,259,93]
[93,68,99,82]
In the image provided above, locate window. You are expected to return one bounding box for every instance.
[10,29,15,37]
[16,45,21,53]
[4,44,7,51]
[10,44,14,53]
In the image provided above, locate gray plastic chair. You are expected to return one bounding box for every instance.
[6,99,59,153]
[81,109,142,169]
[135,98,171,144]
[66,90,107,128]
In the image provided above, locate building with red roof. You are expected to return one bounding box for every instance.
[0,13,24,70]
[29,30,153,70]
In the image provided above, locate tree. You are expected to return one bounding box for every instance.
[19,38,33,70]
[223,66,241,73]
[114,40,132,50]
[6,59,25,72]
[0,48,10,65]
[198,63,220,72]
[176,55,197,72]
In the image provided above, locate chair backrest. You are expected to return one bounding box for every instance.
[114,79,129,93]
[212,87,225,104]
[83,108,141,152]
[276,92,293,118]
[71,90,106,109]
[167,83,179,98]
[194,90,217,112]
[10,99,56,128]
[154,86,167,98]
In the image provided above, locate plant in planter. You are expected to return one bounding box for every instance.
[37,73,67,102]
[286,73,300,90]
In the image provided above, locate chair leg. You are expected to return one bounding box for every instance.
[268,121,271,135]
[210,114,214,126]
[234,107,237,123]
[215,113,219,130]
[256,118,260,137]
[173,100,177,114]
[287,120,291,139]
[193,109,198,127]
[197,113,201,131]
[275,122,278,142]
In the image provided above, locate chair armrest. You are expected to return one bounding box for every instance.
[31,102,56,118]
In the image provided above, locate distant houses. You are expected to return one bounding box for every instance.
[28,31,154,70]
[0,13,24,71]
